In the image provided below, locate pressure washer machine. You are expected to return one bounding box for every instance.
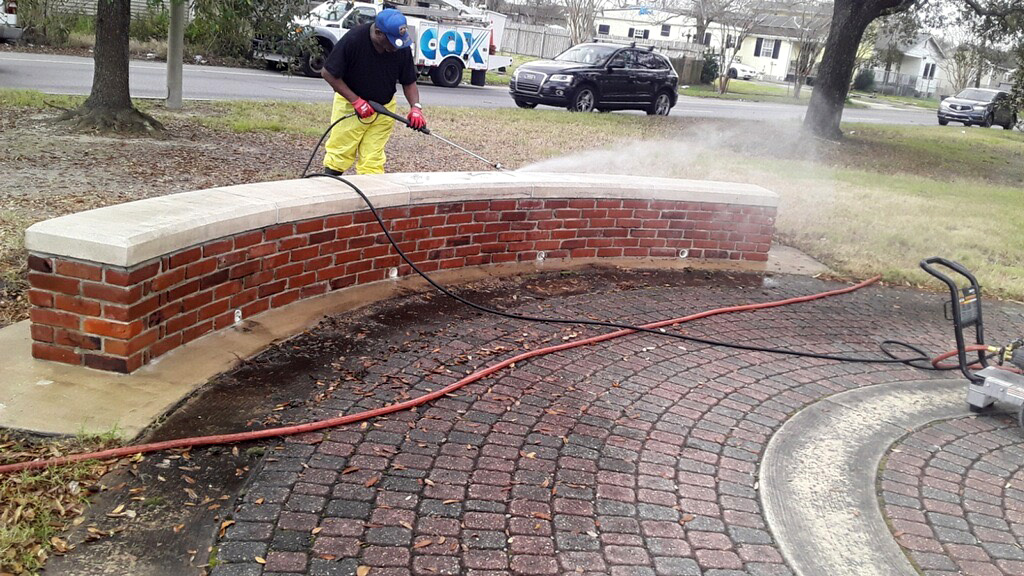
[922,257,1024,427]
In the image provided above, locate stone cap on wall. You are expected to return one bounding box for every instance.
[25,172,778,268]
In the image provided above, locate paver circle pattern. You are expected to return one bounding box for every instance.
[881,414,1024,576]
[208,271,1024,576]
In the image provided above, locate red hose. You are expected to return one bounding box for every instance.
[931,345,1022,374]
[0,276,883,475]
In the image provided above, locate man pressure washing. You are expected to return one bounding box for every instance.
[321,8,427,175]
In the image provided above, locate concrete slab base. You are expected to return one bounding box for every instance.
[0,247,827,438]
[760,379,969,576]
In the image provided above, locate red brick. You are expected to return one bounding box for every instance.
[33,342,81,365]
[265,224,295,241]
[83,353,143,373]
[228,260,261,280]
[168,247,202,269]
[198,299,230,322]
[243,269,275,288]
[185,258,218,279]
[55,260,103,281]
[167,279,201,302]
[271,289,302,308]
[325,214,354,228]
[182,320,213,344]
[28,290,54,307]
[151,268,186,292]
[166,310,198,335]
[213,310,236,330]
[217,251,246,269]
[30,308,80,330]
[105,262,159,286]
[240,298,270,319]
[279,236,309,251]
[247,243,275,259]
[151,333,183,359]
[288,272,316,289]
[30,324,54,343]
[81,282,143,305]
[290,246,319,261]
[203,238,233,257]
[233,231,263,249]
[258,280,287,298]
[82,318,144,339]
[28,254,53,273]
[199,269,230,290]
[104,328,158,356]
[182,290,214,312]
[214,280,243,300]
[296,218,326,234]
[262,253,290,270]
[54,294,101,317]
[29,273,80,295]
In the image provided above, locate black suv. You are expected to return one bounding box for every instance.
[509,42,679,115]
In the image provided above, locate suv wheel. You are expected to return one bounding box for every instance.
[1003,113,1017,130]
[647,92,672,116]
[938,118,948,126]
[514,99,537,109]
[569,86,596,112]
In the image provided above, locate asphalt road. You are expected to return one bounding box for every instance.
[0,51,936,125]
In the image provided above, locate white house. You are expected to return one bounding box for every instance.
[872,33,948,97]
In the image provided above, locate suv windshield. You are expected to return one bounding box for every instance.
[955,89,996,102]
[555,44,619,65]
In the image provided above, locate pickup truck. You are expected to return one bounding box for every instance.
[253,0,512,88]
[1,0,23,42]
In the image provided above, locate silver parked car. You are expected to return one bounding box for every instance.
[937,88,1018,129]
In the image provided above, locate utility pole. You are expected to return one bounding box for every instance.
[167,0,186,110]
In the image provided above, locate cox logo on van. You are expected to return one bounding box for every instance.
[419,28,486,64]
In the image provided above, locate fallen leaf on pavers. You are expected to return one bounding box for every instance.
[183,476,196,484]
[423,479,435,486]
[413,539,432,549]
[342,466,360,475]
[442,499,459,505]
[109,504,125,515]
[680,514,695,524]
[357,566,371,576]
[219,520,235,538]
[312,527,323,535]
[49,537,68,553]
[319,554,337,561]
[365,476,380,488]
[173,524,185,533]
[532,512,551,520]
[255,556,266,564]
[400,521,414,530]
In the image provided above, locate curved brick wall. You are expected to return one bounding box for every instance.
[24,172,777,373]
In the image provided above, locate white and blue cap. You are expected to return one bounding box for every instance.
[375,9,411,49]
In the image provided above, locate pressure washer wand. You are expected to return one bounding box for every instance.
[368,101,504,171]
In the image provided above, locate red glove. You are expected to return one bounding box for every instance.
[351,98,374,119]
[407,106,427,131]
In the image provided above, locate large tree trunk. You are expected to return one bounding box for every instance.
[60,0,163,133]
[802,2,874,140]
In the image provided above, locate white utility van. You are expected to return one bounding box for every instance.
[254,0,512,88]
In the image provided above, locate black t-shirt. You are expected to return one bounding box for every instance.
[324,23,417,105]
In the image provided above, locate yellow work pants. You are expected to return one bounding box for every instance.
[323,95,397,175]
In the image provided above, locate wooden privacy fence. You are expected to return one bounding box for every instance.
[502,22,573,59]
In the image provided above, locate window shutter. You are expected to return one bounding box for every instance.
[642,30,649,39]
[771,40,780,59]
[754,38,763,56]
[703,32,711,45]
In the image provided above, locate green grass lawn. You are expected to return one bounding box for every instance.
[850,90,939,109]
[681,79,812,104]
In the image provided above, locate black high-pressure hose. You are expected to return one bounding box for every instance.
[302,111,944,370]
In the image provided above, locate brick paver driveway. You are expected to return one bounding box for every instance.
[209,269,1024,576]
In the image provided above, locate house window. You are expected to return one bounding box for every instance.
[703,32,712,45]
[923,63,936,79]
[726,34,734,49]
[597,24,609,35]
[759,39,775,57]
[631,28,649,40]
[661,24,671,37]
